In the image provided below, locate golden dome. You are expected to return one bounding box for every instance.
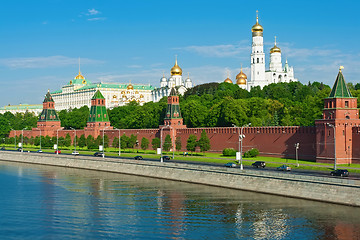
[224,77,233,84]
[236,68,247,80]
[127,84,134,90]
[74,71,85,80]
[236,78,247,85]
[270,37,281,53]
[251,15,263,33]
[170,58,182,76]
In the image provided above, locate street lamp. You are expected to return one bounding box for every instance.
[114,128,121,156]
[295,143,299,167]
[21,127,27,153]
[160,125,174,162]
[70,127,77,154]
[233,123,251,170]
[327,123,337,170]
[102,126,110,158]
[56,127,64,155]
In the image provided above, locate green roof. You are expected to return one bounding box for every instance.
[43,91,55,103]
[0,104,42,110]
[92,90,105,99]
[328,70,352,98]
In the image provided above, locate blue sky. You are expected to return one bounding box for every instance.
[1,0,359,106]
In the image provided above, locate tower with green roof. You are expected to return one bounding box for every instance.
[163,88,186,128]
[85,90,112,137]
[315,67,360,165]
[37,90,61,136]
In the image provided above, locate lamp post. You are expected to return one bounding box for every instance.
[233,123,251,170]
[102,126,110,158]
[114,128,121,156]
[327,123,336,170]
[160,125,172,162]
[70,127,77,153]
[21,128,27,153]
[295,143,299,167]
[56,127,63,155]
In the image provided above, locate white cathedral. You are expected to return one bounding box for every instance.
[152,58,193,102]
[226,12,297,89]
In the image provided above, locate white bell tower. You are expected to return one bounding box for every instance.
[249,11,266,89]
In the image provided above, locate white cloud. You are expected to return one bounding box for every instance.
[0,56,102,69]
[87,9,100,15]
[176,41,250,58]
[87,17,106,21]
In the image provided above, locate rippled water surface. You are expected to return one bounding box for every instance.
[0,161,359,240]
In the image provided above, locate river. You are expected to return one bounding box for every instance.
[0,161,359,239]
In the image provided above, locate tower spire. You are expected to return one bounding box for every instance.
[274,36,277,46]
[256,10,259,23]
[78,57,81,74]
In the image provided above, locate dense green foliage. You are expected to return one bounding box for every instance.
[141,137,149,150]
[222,148,237,156]
[58,106,89,129]
[197,130,211,153]
[163,134,172,151]
[0,112,38,137]
[243,148,260,158]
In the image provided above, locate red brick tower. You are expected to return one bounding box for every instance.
[163,88,186,128]
[84,90,112,137]
[315,67,360,165]
[36,90,61,137]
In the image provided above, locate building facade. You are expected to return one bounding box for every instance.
[0,104,43,115]
[51,70,154,111]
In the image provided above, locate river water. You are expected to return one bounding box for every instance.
[0,161,359,240]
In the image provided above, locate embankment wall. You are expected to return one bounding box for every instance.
[0,151,359,207]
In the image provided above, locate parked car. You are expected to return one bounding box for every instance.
[0,147,5,150]
[161,156,171,161]
[330,169,349,177]
[93,152,104,157]
[72,151,79,156]
[252,161,266,168]
[134,156,143,160]
[224,162,237,168]
[36,149,43,153]
[54,150,61,154]
[277,165,291,171]
[17,148,22,152]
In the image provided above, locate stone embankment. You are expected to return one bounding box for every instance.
[0,151,359,207]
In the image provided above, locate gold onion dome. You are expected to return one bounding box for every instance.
[127,83,134,90]
[224,77,233,84]
[236,67,247,85]
[170,58,182,76]
[251,15,263,33]
[270,37,281,53]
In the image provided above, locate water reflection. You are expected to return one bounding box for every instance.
[0,161,359,239]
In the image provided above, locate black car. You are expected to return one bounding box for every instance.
[330,169,349,177]
[134,156,143,160]
[161,156,171,161]
[17,148,22,152]
[0,147,5,150]
[252,161,266,168]
[94,152,104,157]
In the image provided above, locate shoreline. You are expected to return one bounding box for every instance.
[0,151,359,207]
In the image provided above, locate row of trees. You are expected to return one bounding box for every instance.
[3,130,212,154]
[7,80,359,136]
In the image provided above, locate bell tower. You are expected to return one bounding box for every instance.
[315,67,360,165]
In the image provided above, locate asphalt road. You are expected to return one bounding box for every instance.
[2,149,360,180]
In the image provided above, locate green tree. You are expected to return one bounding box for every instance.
[175,136,182,151]
[78,134,86,149]
[186,134,197,155]
[197,130,211,154]
[112,137,119,148]
[64,133,72,147]
[141,137,149,150]
[58,137,65,147]
[86,135,95,149]
[151,137,160,150]
[128,134,137,148]
[120,134,129,149]
[163,134,172,151]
